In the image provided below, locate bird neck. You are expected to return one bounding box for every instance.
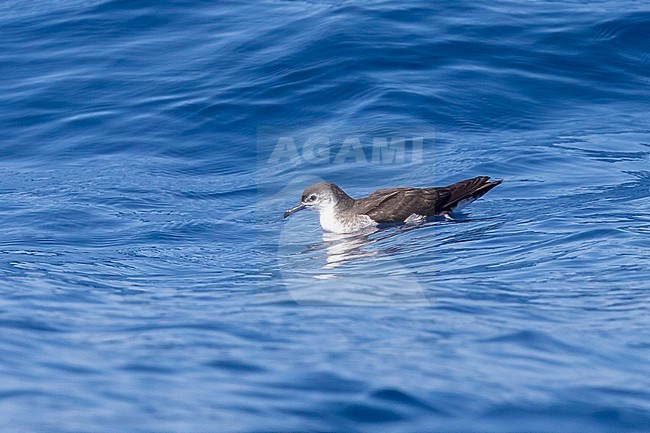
[330,186,355,212]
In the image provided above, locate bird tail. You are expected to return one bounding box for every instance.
[434,176,503,214]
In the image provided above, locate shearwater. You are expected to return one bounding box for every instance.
[283,176,502,234]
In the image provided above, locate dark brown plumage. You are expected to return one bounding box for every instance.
[283,176,503,233]
[356,176,502,222]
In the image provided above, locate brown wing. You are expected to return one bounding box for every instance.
[356,187,442,223]
[433,176,502,213]
[357,177,502,223]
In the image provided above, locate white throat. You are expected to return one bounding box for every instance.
[318,203,342,233]
[316,202,374,234]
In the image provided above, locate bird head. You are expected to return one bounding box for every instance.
[283,182,339,218]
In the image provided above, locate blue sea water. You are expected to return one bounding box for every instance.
[1,0,649,431]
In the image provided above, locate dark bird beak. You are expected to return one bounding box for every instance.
[283,203,306,219]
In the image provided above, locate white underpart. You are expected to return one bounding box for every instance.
[450,196,477,213]
[405,213,426,223]
[318,204,375,234]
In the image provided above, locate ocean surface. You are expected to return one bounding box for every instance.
[1,1,649,432]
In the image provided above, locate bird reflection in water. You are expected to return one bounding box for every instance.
[307,215,497,271]
[304,226,431,305]
[306,224,414,271]
[320,227,380,269]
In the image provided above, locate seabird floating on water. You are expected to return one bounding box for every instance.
[283,176,502,234]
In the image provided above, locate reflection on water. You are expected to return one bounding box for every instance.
[312,216,470,269]
[278,224,433,306]
[320,228,379,269]
[276,215,512,306]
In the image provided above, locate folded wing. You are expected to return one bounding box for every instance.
[358,176,502,223]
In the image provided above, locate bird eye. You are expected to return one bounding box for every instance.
[309,194,317,201]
